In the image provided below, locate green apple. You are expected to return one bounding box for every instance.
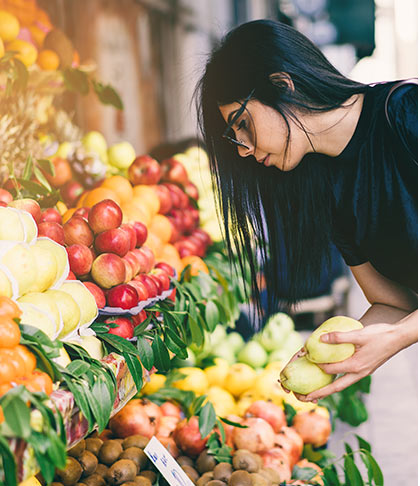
[209,325,227,347]
[213,341,236,365]
[55,141,73,159]
[237,340,268,368]
[82,131,108,161]
[107,141,136,169]
[282,331,304,355]
[226,331,245,354]
[305,316,363,363]
[280,355,335,395]
[267,348,294,364]
[255,312,294,352]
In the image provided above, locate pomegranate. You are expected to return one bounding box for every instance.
[109,399,156,438]
[245,400,287,433]
[233,417,275,453]
[160,401,182,419]
[258,448,291,481]
[295,459,323,484]
[156,416,179,438]
[274,427,304,467]
[156,436,180,458]
[140,398,162,429]
[173,416,208,457]
[292,410,331,448]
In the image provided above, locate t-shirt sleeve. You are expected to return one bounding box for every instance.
[387,83,418,161]
[332,227,368,267]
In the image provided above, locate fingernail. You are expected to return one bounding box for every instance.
[312,399,318,404]
[321,334,329,343]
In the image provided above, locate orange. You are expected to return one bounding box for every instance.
[0,383,12,396]
[37,48,59,70]
[0,348,25,378]
[83,187,121,208]
[0,317,20,348]
[144,232,164,259]
[148,214,173,244]
[19,371,53,395]
[62,207,77,223]
[101,176,134,205]
[0,296,22,319]
[6,39,37,67]
[13,344,36,375]
[28,24,46,47]
[132,185,160,215]
[76,191,90,208]
[0,358,16,384]
[0,10,20,42]
[159,244,183,275]
[121,203,151,226]
[181,255,209,276]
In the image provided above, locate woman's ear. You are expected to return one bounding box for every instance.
[269,72,295,91]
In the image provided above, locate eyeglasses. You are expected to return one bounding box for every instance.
[222,88,255,149]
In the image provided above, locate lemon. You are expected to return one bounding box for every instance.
[142,373,166,395]
[254,368,289,406]
[172,367,209,396]
[224,363,257,398]
[6,39,38,67]
[204,358,230,387]
[0,10,19,42]
[206,386,237,416]
[236,390,261,416]
[18,476,42,486]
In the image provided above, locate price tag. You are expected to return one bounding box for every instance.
[144,436,195,486]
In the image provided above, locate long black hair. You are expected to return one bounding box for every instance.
[195,19,367,320]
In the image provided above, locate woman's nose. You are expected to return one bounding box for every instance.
[237,143,253,158]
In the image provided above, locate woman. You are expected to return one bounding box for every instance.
[195,19,417,400]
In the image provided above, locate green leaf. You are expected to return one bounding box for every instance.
[190,395,208,417]
[356,434,371,453]
[216,419,226,443]
[337,394,368,427]
[124,352,144,393]
[92,80,124,109]
[189,315,204,347]
[22,154,33,180]
[205,301,219,332]
[34,166,52,192]
[66,360,90,377]
[37,158,55,176]
[133,313,153,335]
[291,466,319,481]
[344,455,364,486]
[64,379,94,431]
[366,451,384,486]
[2,397,31,439]
[137,337,154,370]
[344,442,353,455]
[322,464,341,486]
[0,435,17,486]
[63,68,90,94]
[16,178,50,196]
[184,282,202,301]
[100,333,139,355]
[152,336,171,372]
[219,416,247,428]
[283,402,297,426]
[199,402,217,438]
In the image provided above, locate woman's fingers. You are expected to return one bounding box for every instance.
[320,329,364,345]
[301,372,362,401]
[317,356,359,374]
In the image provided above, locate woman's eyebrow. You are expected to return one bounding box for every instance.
[227,109,240,125]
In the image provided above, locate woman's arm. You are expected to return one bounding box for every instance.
[292,262,418,401]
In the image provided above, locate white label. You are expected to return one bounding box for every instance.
[144,436,195,486]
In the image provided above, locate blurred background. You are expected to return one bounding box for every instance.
[41,0,418,154]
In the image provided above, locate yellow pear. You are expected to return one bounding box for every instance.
[34,238,69,287]
[223,363,257,398]
[280,355,335,395]
[206,386,237,416]
[45,289,81,339]
[28,245,58,292]
[305,316,363,363]
[18,292,62,337]
[0,207,25,241]
[59,281,98,327]
[18,302,57,339]
[142,373,166,395]
[0,242,36,296]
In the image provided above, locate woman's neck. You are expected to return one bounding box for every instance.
[307,94,365,157]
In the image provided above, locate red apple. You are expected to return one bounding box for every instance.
[123,251,141,276]
[122,258,134,283]
[174,239,198,258]
[189,206,200,226]
[83,281,106,308]
[131,221,148,247]
[106,284,139,309]
[74,207,90,221]
[154,261,176,277]
[60,180,84,207]
[137,246,155,273]
[191,228,212,247]
[181,211,196,235]
[9,198,42,224]
[66,270,77,280]
[63,216,94,247]
[88,199,123,234]
[66,244,94,276]
[149,273,163,294]
[128,155,162,185]
[91,253,126,289]
[105,316,134,339]
[95,227,130,257]
[162,183,189,209]
[160,158,189,187]
[154,185,172,214]
[168,209,184,232]
[0,201,7,207]
[132,309,147,327]
[121,224,137,251]
[130,249,150,274]
[40,208,62,224]
[0,188,13,204]
[151,268,171,291]
[38,222,65,246]
[187,235,205,257]
[127,280,149,302]
[184,181,199,200]
[134,273,159,298]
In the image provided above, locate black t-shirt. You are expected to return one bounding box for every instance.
[327,81,418,292]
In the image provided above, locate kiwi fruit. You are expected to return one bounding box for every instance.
[251,453,263,470]
[106,459,137,486]
[68,440,86,459]
[138,471,156,483]
[79,474,106,486]
[249,473,269,486]
[229,470,252,486]
[260,467,281,484]
[95,464,109,478]
[119,447,148,473]
[177,455,195,467]
[43,29,74,68]
[182,465,199,482]
[196,449,217,474]
[56,457,83,486]
[85,438,103,456]
[196,472,214,486]
[232,450,259,473]
[98,440,124,465]
[119,483,138,486]
[79,450,99,477]
[122,435,150,450]
[51,483,64,486]
[132,478,152,486]
[206,481,227,486]
[213,462,233,482]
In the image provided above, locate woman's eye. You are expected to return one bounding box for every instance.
[238,119,247,130]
